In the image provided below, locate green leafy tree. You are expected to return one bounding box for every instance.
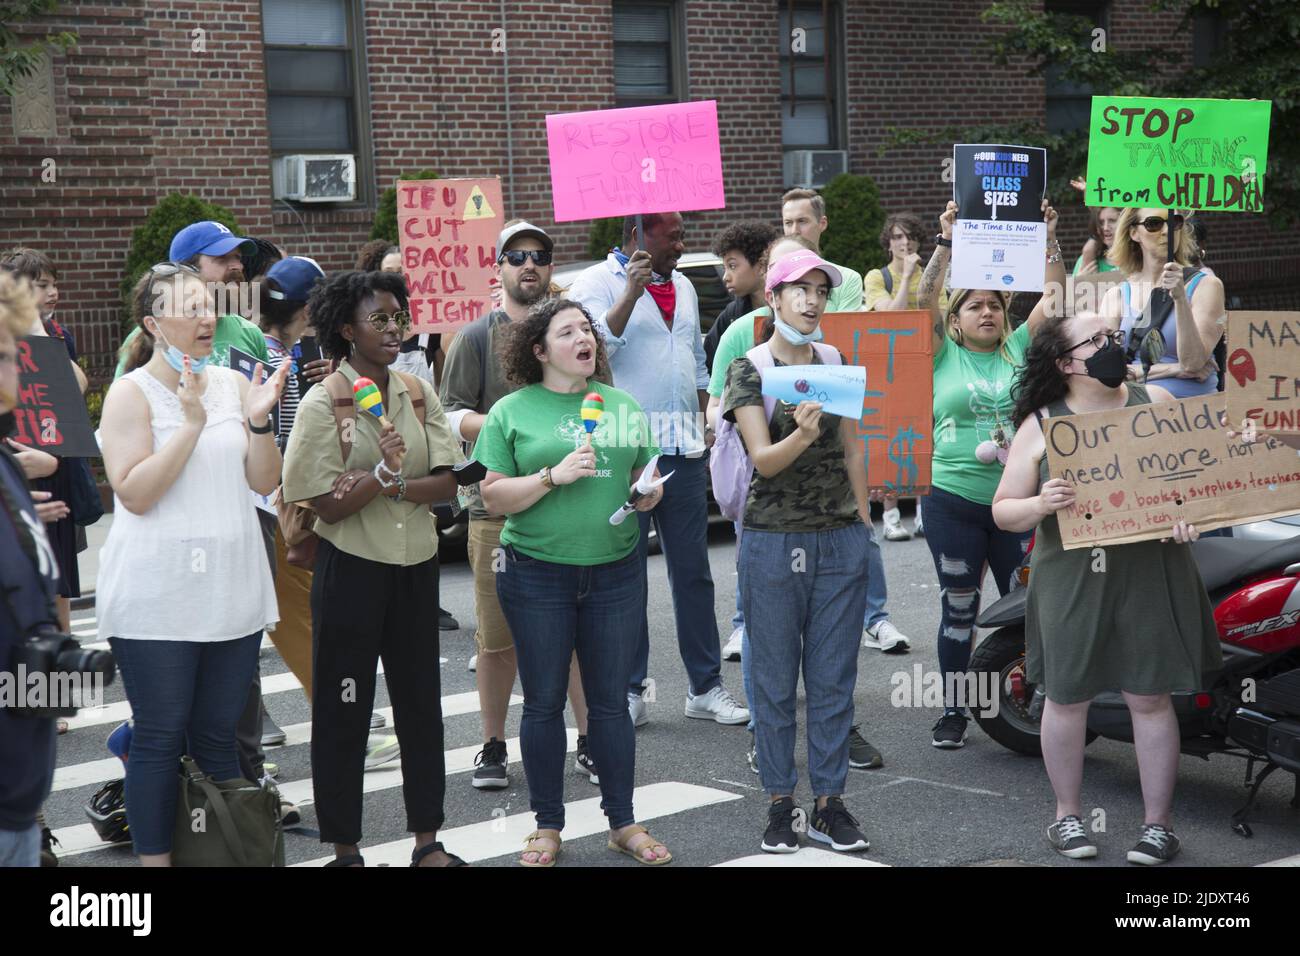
[586,217,623,260]
[881,0,1299,228]
[120,193,241,333]
[1,1,76,97]
[371,169,438,242]
[819,173,888,278]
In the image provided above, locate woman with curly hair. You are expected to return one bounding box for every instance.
[281,270,466,868]
[992,309,1219,864]
[476,298,671,867]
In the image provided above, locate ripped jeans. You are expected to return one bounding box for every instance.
[921,486,1032,712]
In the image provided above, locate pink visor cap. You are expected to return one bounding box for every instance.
[764,250,843,293]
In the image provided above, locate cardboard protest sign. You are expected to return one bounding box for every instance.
[11,335,98,458]
[951,144,1048,292]
[1043,393,1300,549]
[1084,97,1272,213]
[397,177,503,333]
[820,311,934,495]
[760,364,866,421]
[1225,311,1300,435]
[545,101,725,222]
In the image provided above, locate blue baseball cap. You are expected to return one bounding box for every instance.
[169,221,252,262]
[265,256,325,303]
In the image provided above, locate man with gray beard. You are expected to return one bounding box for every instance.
[440,221,597,791]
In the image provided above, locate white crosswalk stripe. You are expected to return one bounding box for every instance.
[50,692,521,793]
[713,848,887,867]
[294,781,742,867]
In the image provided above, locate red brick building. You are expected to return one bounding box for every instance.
[2,0,1293,376]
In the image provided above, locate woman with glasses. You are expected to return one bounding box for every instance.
[95,263,289,865]
[281,271,467,867]
[914,199,1066,750]
[1100,208,1226,398]
[992,309,1220,865]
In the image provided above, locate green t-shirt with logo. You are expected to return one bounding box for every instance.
[474,381,659,565]
[931,321,1032,505]
[113,314,270,380]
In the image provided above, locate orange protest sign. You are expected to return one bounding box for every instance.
[397,177,503,333]
[1044,393,1300,549]
[1225,311,1300,435]
[821,311,933,494]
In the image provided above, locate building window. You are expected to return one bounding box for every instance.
[778,2,843,150]
[262,0,370,199]
[1192,11,1227,69]
[613,1,685,106]
[1045,0,1110,134]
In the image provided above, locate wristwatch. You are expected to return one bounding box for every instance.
[248,417,273,434]
[935,234,952,248]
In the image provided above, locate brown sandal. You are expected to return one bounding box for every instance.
[607,824,673,865]
[519,829,561,867]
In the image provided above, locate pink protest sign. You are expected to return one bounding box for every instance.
[545,101,725,222]
[397,177,503,333]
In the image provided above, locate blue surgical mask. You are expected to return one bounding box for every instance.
[773,317,824,346]
[154,325,209,374]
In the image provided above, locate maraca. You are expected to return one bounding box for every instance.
[580,391,604,445]
[353,377,390,428]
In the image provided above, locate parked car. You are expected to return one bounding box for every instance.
[553,252,731,333]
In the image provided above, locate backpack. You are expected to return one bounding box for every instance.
[879,266,893,296]
[709,340,842,523]
[274,370,426,568]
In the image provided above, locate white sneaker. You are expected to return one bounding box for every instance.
[467,654,477,672]
[722,627,743,662]
[863,620,911,654]
[881,507,912,541]
[628,692,649,728]
[364,734,401,771]
[684,684,750,725]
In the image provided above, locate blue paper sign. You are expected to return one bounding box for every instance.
[760,364,867,420]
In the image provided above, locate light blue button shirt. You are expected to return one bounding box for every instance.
[569,253,709,456]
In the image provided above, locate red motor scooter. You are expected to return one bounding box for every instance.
[969,534,1300,836]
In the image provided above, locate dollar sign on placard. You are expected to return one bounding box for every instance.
[888,426,921,493]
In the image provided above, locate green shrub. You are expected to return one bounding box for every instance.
[371,169,439,243]
[586,217,623,260]
[119,193,241,335]
[819,173,888,279]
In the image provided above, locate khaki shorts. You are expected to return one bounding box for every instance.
[467,516,514,654]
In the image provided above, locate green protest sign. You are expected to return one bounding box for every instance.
[1085,96,1271,213]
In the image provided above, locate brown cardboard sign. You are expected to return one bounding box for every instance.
[1043,392,1300,549]
[1225,311,1300,435]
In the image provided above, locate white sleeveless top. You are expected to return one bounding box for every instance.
[97,367,279,641]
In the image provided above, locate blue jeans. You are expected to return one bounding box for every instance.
[631,453,721,696]
[497,545,643,831]
[739,522,870,797]
[921,486,1031,711]
[108,633,261,855]
[862,520,889,629]
[0,824,39,867]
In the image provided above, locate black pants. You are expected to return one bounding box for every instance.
[310,537,445,845]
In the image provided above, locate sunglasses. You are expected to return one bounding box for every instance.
[1063,329,1125,354]
[499,250,553,267]
[1138,214,1184,233]
[149,262,202,278]
[364,310,412,333]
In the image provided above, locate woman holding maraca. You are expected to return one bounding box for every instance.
[282,271,466,868]
[477,298,669,867]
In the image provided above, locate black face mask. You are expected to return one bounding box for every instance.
[0,411,14,439]
[1081,340,1127,388]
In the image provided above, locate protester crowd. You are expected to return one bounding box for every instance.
[1,174,1286,869]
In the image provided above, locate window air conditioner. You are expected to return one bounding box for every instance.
[272,154,357,202]
[784,149,848,188]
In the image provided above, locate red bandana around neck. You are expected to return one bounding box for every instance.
[645,279,676,328]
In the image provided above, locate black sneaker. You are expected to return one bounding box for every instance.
[40,827,59,868]
[848,726,883,769]
[808,796,869,852]
[438,607,460,631]
[1047,815,1098,859]
[931,712,968,749]
[761,797,802,854]
[573,735,599,785]
[471,738,508,790]
[1127,824,1181,865]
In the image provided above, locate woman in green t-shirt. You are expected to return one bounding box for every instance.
[916,199,1066,750]
[477,299,669,868]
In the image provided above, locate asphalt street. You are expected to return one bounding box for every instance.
[43,508,1300,868]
